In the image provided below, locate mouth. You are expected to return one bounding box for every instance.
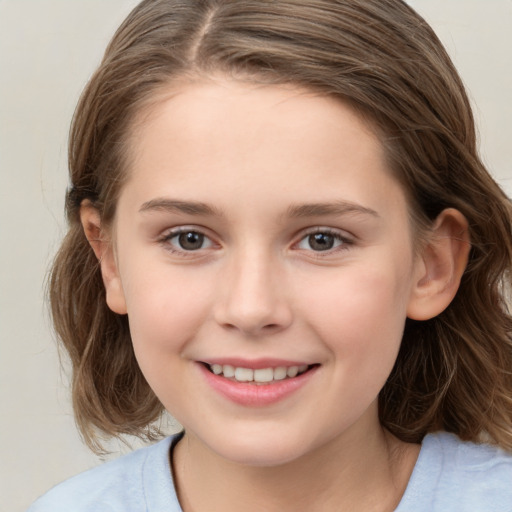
[203,362,316,384]
[199,360,320,406]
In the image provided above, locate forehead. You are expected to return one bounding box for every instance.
[120,78,407,220]
[128,77,382,160]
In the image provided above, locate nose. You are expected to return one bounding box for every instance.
[213,249,293,336]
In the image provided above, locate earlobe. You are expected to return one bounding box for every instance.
[80,201,127,315]
[407,208,470,321]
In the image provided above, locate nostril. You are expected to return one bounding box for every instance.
[221,322,239,331]
[221,322,279,332]
[214,295,293,335]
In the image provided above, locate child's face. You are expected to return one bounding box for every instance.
[105,79,425,466]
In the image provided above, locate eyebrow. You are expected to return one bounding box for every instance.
[286,201,380,219]
[139,198,224,217]
[139,197,379,219]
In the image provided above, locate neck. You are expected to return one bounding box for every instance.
[172,421,419,512]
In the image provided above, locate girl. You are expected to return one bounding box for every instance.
[29,0,512,510]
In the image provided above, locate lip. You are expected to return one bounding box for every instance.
[198,361,318,407]
[201,357,311,369]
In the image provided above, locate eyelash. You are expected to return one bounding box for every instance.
[157,227,354,257]
[158,227,215,256]
[294,228,353,254]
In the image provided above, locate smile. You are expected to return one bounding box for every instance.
[208,364,310,383]
[200,361,319,406]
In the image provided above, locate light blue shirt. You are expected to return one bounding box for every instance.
[28,432,512,511]
[396,432,512,511]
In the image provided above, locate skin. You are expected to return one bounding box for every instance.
[82,78,470,511]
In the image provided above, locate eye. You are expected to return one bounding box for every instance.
[162,229,214,252]
[296,230,350,252]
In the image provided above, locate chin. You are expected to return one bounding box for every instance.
[220,446,302,467]
[204,429,312,468]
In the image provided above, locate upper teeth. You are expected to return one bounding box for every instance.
[210,364,309,383]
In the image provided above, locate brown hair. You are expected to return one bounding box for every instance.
[50,0,512,452]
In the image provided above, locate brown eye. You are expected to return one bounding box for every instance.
[160,228,215,256]
[307,233,335,251]
[177,231,205,250]
[296,229,351,253]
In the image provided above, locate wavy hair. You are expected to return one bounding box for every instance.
[49,0,512,452]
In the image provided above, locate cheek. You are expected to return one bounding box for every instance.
[299,260,411,360]
[120,268,214,408]
[119,263,213,361]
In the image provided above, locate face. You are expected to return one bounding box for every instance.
[105,79,424,467]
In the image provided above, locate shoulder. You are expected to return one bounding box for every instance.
[27,434,183,512]
[398,432,512,511]
[425,431,512,482]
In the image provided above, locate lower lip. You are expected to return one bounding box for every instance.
[198,364,318,407]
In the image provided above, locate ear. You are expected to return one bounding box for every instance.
[80,201,127,315]
[407,208,470,321]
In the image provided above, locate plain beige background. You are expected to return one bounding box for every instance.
[1,1,511,511]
